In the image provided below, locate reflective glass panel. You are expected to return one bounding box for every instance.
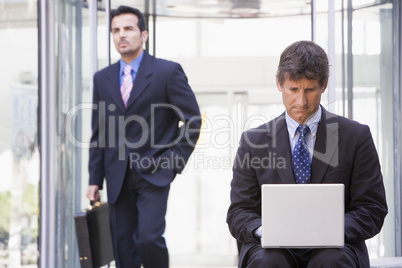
[0,1,39,267]
[155,15,311,266]
[351,3,395,258]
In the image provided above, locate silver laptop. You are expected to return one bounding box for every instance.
[261,184,344,248]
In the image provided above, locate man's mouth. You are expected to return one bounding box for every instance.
[295,107,308,112]
[119,40,129,46]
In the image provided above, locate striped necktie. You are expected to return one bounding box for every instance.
[121,65,133,107]
[292,124,311,184]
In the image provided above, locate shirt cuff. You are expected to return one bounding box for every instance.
[254,226,262,238]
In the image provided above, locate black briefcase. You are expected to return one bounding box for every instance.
[74,202,114,268]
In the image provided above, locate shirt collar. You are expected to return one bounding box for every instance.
[119,51,144,75]
[286,105,322,137]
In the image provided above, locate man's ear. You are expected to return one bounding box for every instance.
[276,77,282,92]
[321,80,328,93]
[141,30,149,43]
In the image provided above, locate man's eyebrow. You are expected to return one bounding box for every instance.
[111,25,135,30]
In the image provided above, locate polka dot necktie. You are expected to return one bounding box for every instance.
[292,124,311,184]
[121,65,133,107]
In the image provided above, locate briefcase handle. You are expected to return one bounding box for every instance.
[89,200,102,210]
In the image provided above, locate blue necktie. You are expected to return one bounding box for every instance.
[292,124,311,184]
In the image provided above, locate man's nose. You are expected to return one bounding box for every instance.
[119,30,126,38]
[296,91,307,106]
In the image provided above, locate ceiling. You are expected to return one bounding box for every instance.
[140,0,382,19]
[154,0,311,18]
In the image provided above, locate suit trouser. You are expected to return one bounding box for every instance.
[244,244,359,268]
[109,167,170,268]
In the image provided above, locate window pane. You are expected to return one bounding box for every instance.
[0,1,39,267]
[351,3,394,258]
[156,15,311,266]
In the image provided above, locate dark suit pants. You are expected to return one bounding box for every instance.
[109,167,170,268]
[245,244,359,268]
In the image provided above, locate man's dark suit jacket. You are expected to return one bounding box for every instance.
[89,51,201,204]
[227,106,388,267]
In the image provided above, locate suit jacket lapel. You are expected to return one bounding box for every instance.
[105,62,125,113]
[126,51,152,109]
[311,108,340,183]
[267,113,295,184]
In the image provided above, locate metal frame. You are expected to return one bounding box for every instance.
[311,0,316,42]
[341,0,346,117]
[39,0,56,267]
[347,0,354,119]
[106,0,111,66]
[393,0,402,257]
[152,0,156,56]
[327,0,336,113]
[88,0,98,96]
[144,0,157,56]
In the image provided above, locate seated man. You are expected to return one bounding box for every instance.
[226,40,388,268]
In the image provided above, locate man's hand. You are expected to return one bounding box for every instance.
[86,185,101,202]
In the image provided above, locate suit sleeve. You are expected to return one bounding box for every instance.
[344,125,388,242]
[88,74,105,188]
[166,63,202,174]
[226,133,262,244]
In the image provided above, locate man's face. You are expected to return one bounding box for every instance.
[277,77,327,124]
[111,13,148,62]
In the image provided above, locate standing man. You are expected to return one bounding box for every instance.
[87,5,201,268]
[227,41,387,267]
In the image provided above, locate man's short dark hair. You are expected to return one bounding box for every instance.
[276,40,329,88]
[110,5,146,32]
